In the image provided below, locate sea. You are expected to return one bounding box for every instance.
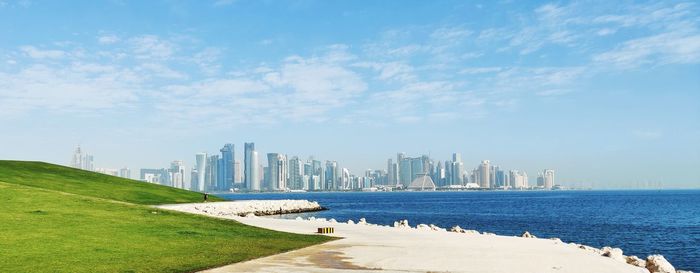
[220,190,700,271]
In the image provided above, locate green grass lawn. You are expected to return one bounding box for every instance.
[0,161,332,273]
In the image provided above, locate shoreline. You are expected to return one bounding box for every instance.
[158,200,692,273]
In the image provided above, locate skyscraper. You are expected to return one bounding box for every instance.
[195,153,207,192]
[206,154,219,191]
[544,169,554,189]
[325,161,337,190]
[288,156,303,190]
[267,153,287,190]
[244,143,259,191]
[480,160,490,188]
[234,160,242,184]
[118,167,131,179]
[170,160,186,189]
[219,144,234,191]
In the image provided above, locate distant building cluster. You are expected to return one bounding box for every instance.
[70,145,556,192]
[71,146,131,179]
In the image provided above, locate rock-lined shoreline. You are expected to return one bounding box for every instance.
[156,200,325,217]
[286,216,692,273]
[158,200,693,273]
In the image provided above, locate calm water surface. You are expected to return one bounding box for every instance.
[221,190,700,271]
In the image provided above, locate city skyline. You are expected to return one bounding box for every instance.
[1,0,698,188]
[69,143,685,190]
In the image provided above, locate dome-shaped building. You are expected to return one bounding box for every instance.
[407,174,436,191]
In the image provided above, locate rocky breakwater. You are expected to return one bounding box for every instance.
[294,215,694,273]
[158,200,326,217]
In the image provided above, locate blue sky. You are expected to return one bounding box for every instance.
[1,0,698,188]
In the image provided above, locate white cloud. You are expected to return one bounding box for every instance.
[128,35,176,60]
[0,64,138,115]
[98,34,120,44]
[594,30,700,68]
[459,67,502,74]
[20,46,66,59]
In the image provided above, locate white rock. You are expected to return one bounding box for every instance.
[579,245,603,255]
[295,216,303,221]
[646,255,675,273]
[450,226,463,233]
[463,230,480,234]
[601,247,625,263]
[483,232,495,236]
[521,231,536,238]
[244,212,257,218]
[358,218,368,225]
[329,218,337,223]
[416,224,431,231]
[393,221,399,227]
[626,256,647,268]
[550,238,563,244]
[348,220,355,225]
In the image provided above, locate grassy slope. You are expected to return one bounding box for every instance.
[0,160,224,205]
[0,161,331,273]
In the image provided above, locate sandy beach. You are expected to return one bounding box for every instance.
[157,201,660,273]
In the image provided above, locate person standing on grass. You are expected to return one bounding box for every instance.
[203,193,208,202]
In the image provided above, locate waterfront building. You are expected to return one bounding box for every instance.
[219,144,234,191]
[206,154,219,191]
[140,168,170,186]
[408,174,436,191]
[244,143,260,191]
[479,160,491,188]
[537,172,545,187]
[544,169,554,189]
[325,161,338,190]
[288,156,303,190]
[118,167,131,179]
[234,160,242,184]
[267,153,287,190]
[195,153,207,192]
[170,160,186,189]
[387,159,398,186]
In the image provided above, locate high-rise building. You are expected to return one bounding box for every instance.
[194,153,207,192]
[387,159,397,186]
[170,160,186,189]
[267,153,287,190]
[288,156,303,190]
[234,160,242,184]
[479,160,491,188]
[537,172,545,187]
[71,146,83,169]
[244,143,259,191]
[219,144,234,191]
[141,168,170,185]
[325,161,337,190]
[544,169,554,189]
[509,170,529,189]
[118,167,131,179]
[206,155,219,191]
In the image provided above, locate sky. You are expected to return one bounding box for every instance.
[0,0,698,188]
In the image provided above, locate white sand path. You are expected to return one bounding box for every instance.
[158,202,649,273]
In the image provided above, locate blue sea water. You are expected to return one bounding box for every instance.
[221,190,700,271]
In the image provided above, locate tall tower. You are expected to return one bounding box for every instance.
[195,153,207,192]
[480,160,490,188]
[219,144,234,191]
[267,153,287,190]
[288,156,303,190]
[71,146,83,169]
[244,143,259,191]
[170,160,186,189]
[544,169,554,189]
